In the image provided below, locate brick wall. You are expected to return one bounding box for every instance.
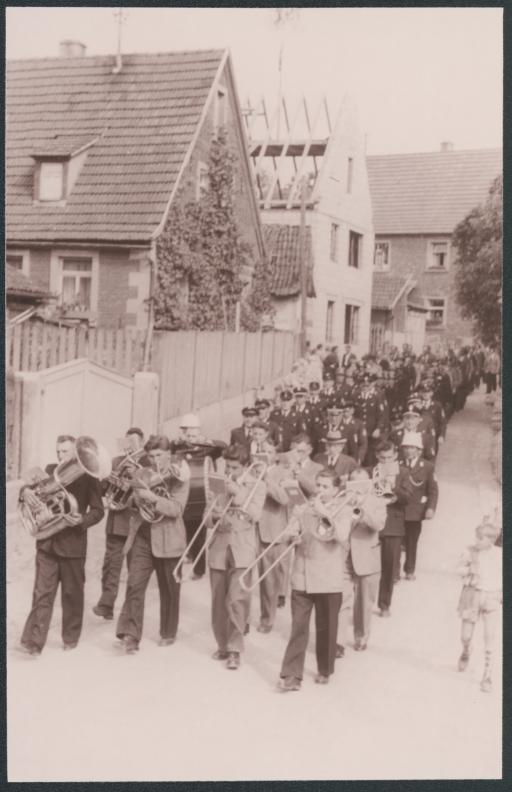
[375,233,473,342]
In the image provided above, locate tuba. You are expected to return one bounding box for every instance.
[372,461,399,499]
[18,436,112,541]
[104,449,145,512]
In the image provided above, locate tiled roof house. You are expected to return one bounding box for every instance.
[6,46,265,328]
[367,145,502,350]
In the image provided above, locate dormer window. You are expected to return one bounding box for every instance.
[31,135,97,203]
[39,161,65,201]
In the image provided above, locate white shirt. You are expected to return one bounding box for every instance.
[476,546,502,592]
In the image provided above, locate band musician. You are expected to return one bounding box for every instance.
[19,435,104,655]
[116,436,190,654]
[279,469,350,691]
[206,444,266,670]
[93,427,149,621]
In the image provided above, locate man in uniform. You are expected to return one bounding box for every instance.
[354,372,388,467]
[419,380,446,454]
[400,432,439,580]
[320,372,338,408]
[255,399,281,446]
[230,407,258,451]
[93,427,148,620]
[270,390,299,452]
[291,386,312,433]
[339,400,367,465]
[19,435,104,655]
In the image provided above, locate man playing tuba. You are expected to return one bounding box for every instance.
[19,435,105,656]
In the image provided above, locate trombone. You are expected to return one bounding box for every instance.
[173,459,266,584]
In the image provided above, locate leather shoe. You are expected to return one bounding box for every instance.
[18,643,41,656]
[405,573,416,581]
[335,644,345,659]
[257,623,272,634]
[158,637,175,647]
[379,608,391,618]
[279,676,301,692]
[480,675,492,693]
[226,652,240,670]
[244,623,250,636]
[212,649,229,660]
[63,642,78,651]
[93,605,114,620]
[123,637,139,654]
[354,641,367,651]
[458,649,470,672]
[314,674,329,684]
[277,595,286,608]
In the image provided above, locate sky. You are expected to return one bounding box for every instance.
[6,6,503,155]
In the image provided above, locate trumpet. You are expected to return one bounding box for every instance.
[173,460,266,583]
[372,462,399,499]
[104,449,146,512]
[132,458,189,524]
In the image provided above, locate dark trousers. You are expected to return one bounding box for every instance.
[258,538,286,628]
[21,548,85,651]
[116,528,181,644]
[96,532,127,615]
[210,546,251,653]
[404,520,422,574]
[185,516,206,577]
[378,536,403,611]
[485,373,497,394]
[280,589,342,680]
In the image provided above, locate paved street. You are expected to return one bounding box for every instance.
[7,391,501,782]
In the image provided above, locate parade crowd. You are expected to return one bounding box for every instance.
[17,340,502,695]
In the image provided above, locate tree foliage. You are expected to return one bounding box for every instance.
[452,175,502,345]
[154,130,274,331]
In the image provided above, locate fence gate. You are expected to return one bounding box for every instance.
[15,358,135,477]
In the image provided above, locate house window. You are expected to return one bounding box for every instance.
[348,231,362,268]
[428,240,450,270]
[330,223,339,262]
[347,157,354,193]
[61,257,93,312]
[344,304,360,344]
[39,161,65,201]
[6,250,30,276]
[326,300,335,343]
[196,161,209,200]
[374,241,390,271]
[426,297,447,326]
[214,86,228,133]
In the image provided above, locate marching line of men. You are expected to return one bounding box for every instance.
[19,347,479,689]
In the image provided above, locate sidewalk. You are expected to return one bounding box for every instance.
[7,390,502,782]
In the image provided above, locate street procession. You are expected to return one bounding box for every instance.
[16,342,502,695]
[5,5,502,785]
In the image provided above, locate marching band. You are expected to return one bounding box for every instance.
[15,344,488,689]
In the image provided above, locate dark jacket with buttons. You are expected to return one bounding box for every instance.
[402,458,438,522]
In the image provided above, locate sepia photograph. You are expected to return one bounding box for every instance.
[4,5,503,783]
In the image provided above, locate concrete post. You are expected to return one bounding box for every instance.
[16,371,44,475]
[132,372,159,436]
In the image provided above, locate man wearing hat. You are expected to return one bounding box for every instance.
[401,431,438,580]
[419,381,446,454]
[270,391,300,452]
[335,370,353,405]
[313,430,357,478]
[291,386,312,433]
[255,399,281,446]
[354,372,388,467]
[394,406,435,463]
[230,407,259,451]
[320,372,338,409]
[339,401,367,465]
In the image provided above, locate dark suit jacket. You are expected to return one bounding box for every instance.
[403,458,439,521]
[230,426,252,450]
[38,465,104,558]
[313,452,356,479]
[377,466,413,538]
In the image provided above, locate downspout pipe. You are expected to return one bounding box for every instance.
[142,239,157,372]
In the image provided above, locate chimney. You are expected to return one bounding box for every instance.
[59,40,87,58]
[440,141,454,152]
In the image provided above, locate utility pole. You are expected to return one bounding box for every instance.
[298,176,308,355]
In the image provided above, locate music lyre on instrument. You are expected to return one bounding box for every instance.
[18,436,112,541]
[104,448,146,512]
[132,456,188,524]
[173,458,266,584]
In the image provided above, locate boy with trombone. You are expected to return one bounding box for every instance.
[278,468,354,691]
[205,445,266,670]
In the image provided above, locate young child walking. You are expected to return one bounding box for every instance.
[456,516,502,692]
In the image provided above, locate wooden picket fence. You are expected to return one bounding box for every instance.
[6,322,146,377]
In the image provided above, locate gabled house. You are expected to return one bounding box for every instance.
[246,94,374,353]
[367,145,502,347]
[370,273,428,354]
[6,45,266,329]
